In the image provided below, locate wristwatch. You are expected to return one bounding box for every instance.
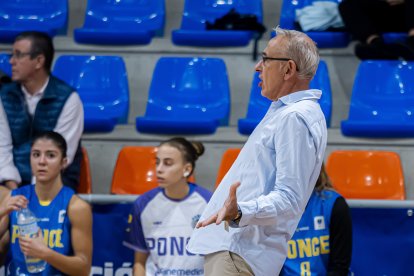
[232,205,242,225]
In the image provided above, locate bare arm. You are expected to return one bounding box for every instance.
[19,196,92,276]
[0,187,13,264]
[133,252,149,276]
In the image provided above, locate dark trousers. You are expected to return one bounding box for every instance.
[339,0,414,42]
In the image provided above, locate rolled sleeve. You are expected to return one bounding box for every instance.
[237,112,318,227]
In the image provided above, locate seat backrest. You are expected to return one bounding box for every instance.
[111,146,196,194]
[145,57,230,125]
[280,0,341,29]
[0,54,11,77]
[347,60,414,122]
[215,148,241,188]
[313,60,332,126]
[244,60,332,125]
[78,147,92,194]
[53,55,129,124]
[83,0,165,30]
[181,0,263,30]
[326,150,405,200]
[0,0,67,29]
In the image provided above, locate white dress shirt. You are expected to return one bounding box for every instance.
[0,78,84,183]
[187,89,328,276]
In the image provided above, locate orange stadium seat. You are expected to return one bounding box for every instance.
[326,150,405,200]
[215,148,241,188]
[111,146,195,195]
[78,147,92,194]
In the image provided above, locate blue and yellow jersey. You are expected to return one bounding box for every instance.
[8,185,74,276]
[281,190,340,276]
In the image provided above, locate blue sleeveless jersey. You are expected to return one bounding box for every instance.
[8,185,75,276]
[281,190,340,276]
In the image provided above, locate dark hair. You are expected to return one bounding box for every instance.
[159,137,205,176]
[32,131,67,158]
[15,31,54,73]
[315,163,334,192]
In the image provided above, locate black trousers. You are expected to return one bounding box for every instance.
[339,0,414,42]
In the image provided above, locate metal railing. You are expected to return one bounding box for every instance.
[79,194,414,209]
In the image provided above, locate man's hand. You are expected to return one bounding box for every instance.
[196,182,241,228]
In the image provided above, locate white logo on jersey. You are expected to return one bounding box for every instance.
[296,226,310,232]
[314,216,325,230]
[58,210,66,224]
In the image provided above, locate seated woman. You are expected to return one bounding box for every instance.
[123,137,212,276]
[0,131,92,275]
[281,164,352,276]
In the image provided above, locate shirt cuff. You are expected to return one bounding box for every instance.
[237,200,258,227]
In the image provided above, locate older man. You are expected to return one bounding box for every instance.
[187,27,328,276]
[0,31,84,191]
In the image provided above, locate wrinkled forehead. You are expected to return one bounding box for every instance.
[264,36,287,56]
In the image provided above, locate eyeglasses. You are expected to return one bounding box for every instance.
[261,56,299,71]
[9,51,33,60]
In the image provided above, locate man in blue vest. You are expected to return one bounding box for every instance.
[0,31,84,191]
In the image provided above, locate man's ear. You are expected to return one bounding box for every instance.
[283,60,297,80]
[35,54,45,70]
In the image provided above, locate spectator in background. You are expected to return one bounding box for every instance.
[123,137,212,276]
[281,164,352,276]
[188,27,327,276]
[339,0,414,60]
[0,31,84,191]
[0,131,92,275]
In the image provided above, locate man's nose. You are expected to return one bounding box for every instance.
[255,59,263,72]
[9,56,15,65]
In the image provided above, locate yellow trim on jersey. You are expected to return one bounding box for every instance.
[39,200,51,206]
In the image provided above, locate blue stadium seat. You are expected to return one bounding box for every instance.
[0,0,68,43]
[53,55,129,133]
[136,57,231,134]
[342,60,414,137]
[279,0,350,48]
[74,0,165,45]
[350,208,413,275]
[0,54,11,77]
[238,60,332,135]
[172,0,263,47]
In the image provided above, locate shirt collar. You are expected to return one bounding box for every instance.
[21,77,50,98]
[277,89,322,106]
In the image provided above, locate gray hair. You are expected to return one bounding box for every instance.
[274,26,320,80]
